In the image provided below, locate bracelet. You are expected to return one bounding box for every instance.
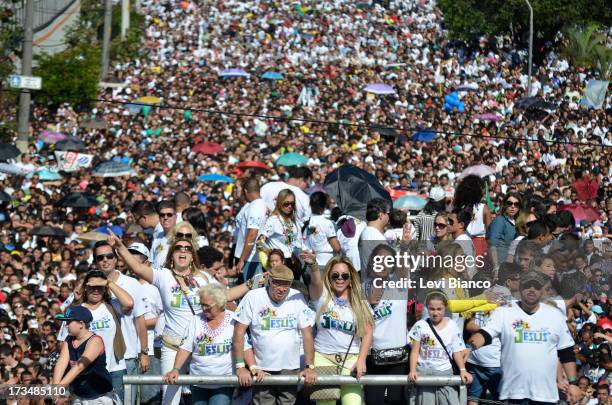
[245,279,254,289]
[171,367,180,373]
[235,362,246,369]
[250,365,259,370]
[459,368,467,371]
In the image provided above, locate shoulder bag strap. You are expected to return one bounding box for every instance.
[339,334,356,373]
[171,271,196,315]
[426,318,455,366]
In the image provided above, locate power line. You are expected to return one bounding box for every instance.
[94,98,612,149]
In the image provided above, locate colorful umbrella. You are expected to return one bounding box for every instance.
[27,168,63,181]
[192,142,224,155]
[459,164,495,179]
[236,161,270,171]
[55,138,87,152]
[276,152,308,167]
[219,68,249,78]
[0,144,20,161]
[92,161,134,178]
[393,195,427,211]
[262,72,283,80]
[412,130,437,142]
[96,225,124,238]
[198,174,234,183]
[0,163,33,175]
[39,131,67,144]
[475,113,502,122]
[363,83,396,95]
[558,204,601,225]
[135,96,162,105]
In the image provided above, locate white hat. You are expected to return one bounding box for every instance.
[429,186,446,202]
[127,243,150,259]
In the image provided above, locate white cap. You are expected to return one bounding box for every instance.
[429,186,446,202]
[127,242,150,259]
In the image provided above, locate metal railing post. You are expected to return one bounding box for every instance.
[124,382,132,405]
[459,383,468,405]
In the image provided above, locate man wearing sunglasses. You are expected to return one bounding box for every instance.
[93,240,150,403]
[468,271,582,404]
[132,200,177,268]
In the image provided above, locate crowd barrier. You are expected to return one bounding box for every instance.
[123,374,468,405]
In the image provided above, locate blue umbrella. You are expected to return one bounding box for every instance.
[92,161,134,177]
[27,168,63,181]
[198,174,234,183]
[276,152,308,167]
[219,68,249,78]
[262,72,283,80]
[393,195,427,211]
[96,225,124,238]
[125,103,143,114]
[412,130,437,143]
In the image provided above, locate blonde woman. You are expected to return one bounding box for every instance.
[302,252,373,405]
[108,222,259,405]
[260,189,303,279]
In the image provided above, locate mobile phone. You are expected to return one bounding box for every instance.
[251,273,265,290]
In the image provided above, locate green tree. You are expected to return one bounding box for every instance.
[562,24,606,68]
[439,0,612,62]
[33,45,101,108]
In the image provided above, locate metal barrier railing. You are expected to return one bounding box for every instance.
[123,375,468,405]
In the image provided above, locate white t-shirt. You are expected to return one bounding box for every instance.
[467,311,501,368]
[150,223,170,268]
[482,302,575,402]
[455,234,476,278]
[336,216,366,271]
[114,272,148,359]
[306,215,337,266]
[371,297,408,350]
[261,215,303,259]
[234,288,314,371]
[261,182,312,227]
[408,318,466,372]
[151,267,210,338]
[180,311,251,388]
[86,303,126,372]
[140,281,163,356]
[313,290,361,354]
[358,226,388,274]
[234,198,267,263]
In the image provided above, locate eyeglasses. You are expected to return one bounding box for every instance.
[95,253,116,262]
[159,212,175,218]
[174,245,192,253]
[507,201,520,207]
[176,232,193,240]
[282,201,295,208]
[331,272,350,281]
[434,222,447,229]
[12,304,23,309]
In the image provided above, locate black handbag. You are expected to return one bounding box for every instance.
[426,319,460,375]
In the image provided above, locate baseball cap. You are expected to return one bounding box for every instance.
[268,265,294,282]
[55,306,93,323]
[592,305,605,315]
[128,242,150,258]
[429,186,445,202]
[519,271,549,289]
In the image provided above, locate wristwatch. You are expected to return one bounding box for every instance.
[140,348,149,355]
[305,364,315,370]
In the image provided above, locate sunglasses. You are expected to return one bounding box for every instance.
[507,201,520,207]
[95,253,115,262]
[13,304,23,309]
[521,281,543,290]
[174,245,193,253]
[176,232,193,240]
[159,212,175,218]
[282,201,295,208]
[331,272,350,281]
[448,219,455,225]
[434,222,447,229]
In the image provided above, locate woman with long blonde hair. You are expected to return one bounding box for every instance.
[301,252,373,405]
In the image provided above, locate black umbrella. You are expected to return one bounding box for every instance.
[79,118,109,130]
[0,144,20,161]
[515,97,539,109]
[371,125,399,137]
[55,138,87,151]
[30,226,68,237]
[324,164,392,220]
[0,190,10,202]
[56,192,98,208]
[529,100,557,111]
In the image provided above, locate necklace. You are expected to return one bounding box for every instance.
[279,216,296,247]
[334,297,349,307]
[201,311,231,340]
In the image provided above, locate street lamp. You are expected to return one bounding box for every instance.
[524,0,533,97]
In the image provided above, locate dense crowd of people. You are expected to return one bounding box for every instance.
[0,0,611,404]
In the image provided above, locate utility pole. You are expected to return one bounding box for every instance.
[100,0,112,81]
[121,0,129,40]
[524,0,533,97]
[16,0,34,153]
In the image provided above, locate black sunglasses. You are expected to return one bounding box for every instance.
[331,272,350,281]
[506,201,521,207]
[176,232,193,240]
[434,222,447,229]
[282,201,295,208]
[174,245,192,253]
[159,212,175,218]
[521,281,543,290]
[95,253,115,262]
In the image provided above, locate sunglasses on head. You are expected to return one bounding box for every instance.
[521,281,543,290]
[174,245,192,253]
[331,272,350,281]
[176,232,193,240]
[434,222,447,229]
[95,253,115,262]
[159,212,175,218]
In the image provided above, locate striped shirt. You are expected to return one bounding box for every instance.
[413,211,437,241]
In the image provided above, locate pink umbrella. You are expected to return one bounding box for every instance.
[39,131,67,144]
[475,113,502,122]
[458,164,495,179]
[363,83,396,95]
[558,204,601,225]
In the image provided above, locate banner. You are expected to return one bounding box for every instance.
[54,151,93,172]
[580,80,609,109]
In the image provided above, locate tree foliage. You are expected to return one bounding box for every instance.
[33,45,101,108]
[562,24,612,79]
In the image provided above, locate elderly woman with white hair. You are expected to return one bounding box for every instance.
[163,284,253,405]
